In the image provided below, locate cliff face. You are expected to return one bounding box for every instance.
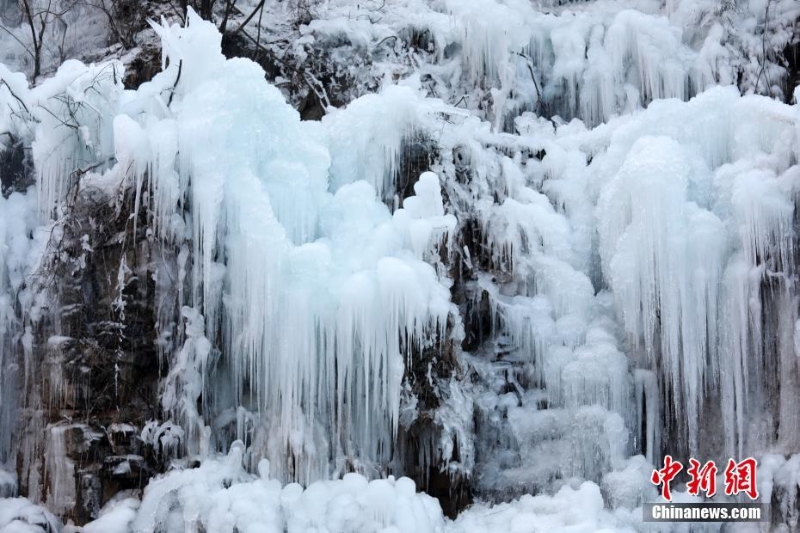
[14,186,166,524]
[2,1,800,532]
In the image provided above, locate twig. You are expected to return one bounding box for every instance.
[0,80,31,115]
[218,0,238,33]
[256,0,265,48]
[237,28,286,64]
[232,0,266,36]
[302,71,331,112]
[168,60,183,106]
[372,35,398,53]
[515,52,557,127]
[755,0,774,94]
[0,24,35,61]
[38,104,78,129]
[70,157,117,181]
[167,1,186,24]
[68,156,117,206]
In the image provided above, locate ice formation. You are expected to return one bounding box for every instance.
[2,0,800,531]
[99,12,456,485]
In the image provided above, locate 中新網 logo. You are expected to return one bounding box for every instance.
[651,456,759,501]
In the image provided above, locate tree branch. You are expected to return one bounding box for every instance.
[232,0,266,36]
[168,60,183,106]
[0,79,31,116]
[516,52,556,127]
[0,24,35,61]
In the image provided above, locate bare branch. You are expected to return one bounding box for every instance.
[0,79,31,116]
[38,104,79,130]
[516,52,556,127]
[0,24,36,61]
[755,0,774,94]
[70,157,117,181]
[167,60,183,107]
[302,71,331,113]
[255,0,265,45]
[218,0,238,33]
[232,0,266,36]
[372,35,398,53]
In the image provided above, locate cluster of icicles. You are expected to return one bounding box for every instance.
[2,10,457,486]
[0,3,799,519]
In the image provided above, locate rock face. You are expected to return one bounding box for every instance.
[12,185,166,523]
[0,141,30,196]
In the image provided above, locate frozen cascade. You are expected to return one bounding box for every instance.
[127,13,457,483]
[444,0,727,128]
[597,135,726,457]
[1,6,458,507]
[1,0,800,531]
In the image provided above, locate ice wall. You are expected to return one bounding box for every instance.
[114,13,457,483]
[0,10,460,515]
[443,0,725,128]
[1,0,800,530]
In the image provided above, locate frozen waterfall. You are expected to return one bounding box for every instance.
[1,0,800,531]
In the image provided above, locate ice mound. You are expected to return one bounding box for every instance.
[78,444,446,533]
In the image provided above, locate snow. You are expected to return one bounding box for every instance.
[0,468,15,499]
[96,443,448,533]
[449,481,623,533]
[0,497,61,533]
[63,444,648,533]
[79,498,139,533]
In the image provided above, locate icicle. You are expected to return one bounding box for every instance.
[29,61,121,220]
[560,325,630,416]
[108,14,461,482]
[44,425,76,515]
[597,135,726,456]
[323,86,423,199]
[162,307,211,458]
